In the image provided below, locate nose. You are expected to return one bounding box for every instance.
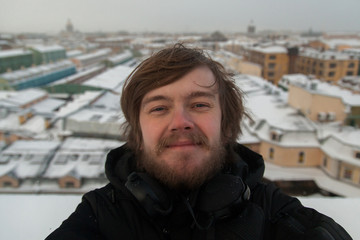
[169,108,194,132]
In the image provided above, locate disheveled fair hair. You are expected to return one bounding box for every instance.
[121,43,247,151]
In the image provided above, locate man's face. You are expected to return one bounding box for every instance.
[139,66,225,190]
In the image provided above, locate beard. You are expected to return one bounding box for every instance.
[137,130,226,191]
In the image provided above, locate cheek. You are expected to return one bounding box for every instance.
[140,118,163,146]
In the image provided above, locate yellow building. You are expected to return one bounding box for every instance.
[245,46,289,85]
[321,133,360,188]
[294,49,359,84]
[287,79,360,127]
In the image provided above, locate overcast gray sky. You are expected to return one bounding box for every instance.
[1,0,359,34]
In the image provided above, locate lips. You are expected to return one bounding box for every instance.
[167,141,198,148]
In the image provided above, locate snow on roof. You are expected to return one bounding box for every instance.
[31,98,66,115]
[30,45,65,53]
[248,45,288,54]
[299,48,355,60]
[82,65,134,93]
[67,108,123,124]
[0,113,47,137]
[322,38,360,49]
[237,123,260,144]
[0,48,32,58]
[0,140,61,178]
[291,78,360,106]
[0,88,47,107]
[75,48,111,61]
[44,138,123,178]
[51,65,104,86]
[264,161,360,197]
[66,50,83,58]
[246,91,315,132]
[107,50,132,63]
[55,91,104,118]
[320,128,360,167]
[0,60,75,82]
[90,91,120,111]
[235,74,318,146]
[343,48,360,56]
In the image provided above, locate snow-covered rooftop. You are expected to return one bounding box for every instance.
[299,48,356,60]
[44,138,123,179]
[0,88,48,108]
[30,45,65,53]
[248,45,288,54]
[0,60,75,82]
[291,78,360,106]
[75,48,111,61]
[0,48,32,58]
[55,91,104,118]
[0,140,61,178]
[265,161,360,198]
[82,65,134,93]
[107,50,133,63]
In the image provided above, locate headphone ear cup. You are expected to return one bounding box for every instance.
[196,174,250,220]
[125,172,172,217]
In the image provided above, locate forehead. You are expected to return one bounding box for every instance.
[143,66,218,101]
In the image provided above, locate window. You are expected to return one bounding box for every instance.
[343,168,353,180]
[346,71,354,76]
[298,152,305,164]
[329,63,337,68]
[269,148,274,160]
[270,130,282,141]
[348,62,355,68]
[2,181,13,188]
[328,71,335,77]
[65,182,75,188]
[268,63,276,69]
[355,151,360,159]
[269,55,276,60]
[267,72,275,77]
[323,157,327,167]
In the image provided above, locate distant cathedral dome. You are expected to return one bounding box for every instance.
[66,19,74,33]
[247,20,256,34]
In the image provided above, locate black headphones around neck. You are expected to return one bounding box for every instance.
[125,172,250,229]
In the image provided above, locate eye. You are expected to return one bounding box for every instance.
[149,106,167,113]
[192,103,211,110]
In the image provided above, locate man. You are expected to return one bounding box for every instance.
[47,44,352,239]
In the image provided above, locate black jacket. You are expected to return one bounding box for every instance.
[46,144,352,240]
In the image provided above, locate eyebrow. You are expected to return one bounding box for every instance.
[142,90,217,108]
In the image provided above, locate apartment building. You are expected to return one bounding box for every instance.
[0,140,60,188]
[237,74,360,192]
[321,130,360,188]
[0,49,33,74]
[29,45,66,65]
[42,137,121,191]
[71,48,112,69]
[245,45,289,84]
[287,78,360,127]
[0,88,65,144]
[294,48,359,83]
[0,60,76,90]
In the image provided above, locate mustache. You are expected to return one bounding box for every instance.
[155,131,210,154]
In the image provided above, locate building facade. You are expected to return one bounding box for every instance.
[0,49,33,74]
[245,46,289,84]
[294,49,359,83]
